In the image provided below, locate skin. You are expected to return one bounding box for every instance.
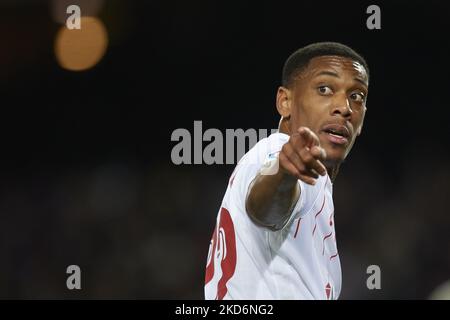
[245,55,368,230]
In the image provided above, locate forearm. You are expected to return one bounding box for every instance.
[245,169,300,230]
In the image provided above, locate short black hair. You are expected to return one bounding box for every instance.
[282,42,369,87]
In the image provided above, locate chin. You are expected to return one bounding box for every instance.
[323,146,346,167]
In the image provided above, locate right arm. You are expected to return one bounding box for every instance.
[245,127,327,230]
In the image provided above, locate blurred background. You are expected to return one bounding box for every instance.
[0,0,449,299]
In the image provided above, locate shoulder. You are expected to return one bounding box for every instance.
[242,132,290,165]
[226,132,290,200]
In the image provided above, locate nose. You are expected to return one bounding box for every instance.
[331,93,352,118]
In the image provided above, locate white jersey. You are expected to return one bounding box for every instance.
[204,132,341,300]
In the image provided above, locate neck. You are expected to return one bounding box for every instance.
[327,164,340,183]
[278,117,290,135]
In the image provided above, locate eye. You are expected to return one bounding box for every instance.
[318,86,333,95]
[350,92,365,102]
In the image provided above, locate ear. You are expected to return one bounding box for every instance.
[276,86,292,118]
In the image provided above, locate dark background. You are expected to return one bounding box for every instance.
[1,0,449,299]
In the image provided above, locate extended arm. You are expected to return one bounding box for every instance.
[245,127,327,230]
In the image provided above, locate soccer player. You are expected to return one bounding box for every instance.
[205,42,369,300]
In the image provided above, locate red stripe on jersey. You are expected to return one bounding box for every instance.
[315,196,326,219]
[329,253,339,260]
[294,218,302,238]
[322,232,333,255]
[312,195,326,236]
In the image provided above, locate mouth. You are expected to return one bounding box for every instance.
[321,123,351,145]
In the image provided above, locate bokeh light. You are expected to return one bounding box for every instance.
[54,16,108,71]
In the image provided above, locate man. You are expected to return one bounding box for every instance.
[205,42,369,300]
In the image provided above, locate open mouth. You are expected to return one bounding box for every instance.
[321,124,351,145]
[324,129,347,139]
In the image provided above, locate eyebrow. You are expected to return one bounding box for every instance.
[315,70,368,88]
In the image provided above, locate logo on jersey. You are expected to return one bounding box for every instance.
[325,282,334,300]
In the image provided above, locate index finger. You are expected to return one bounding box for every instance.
[298,127,320,147]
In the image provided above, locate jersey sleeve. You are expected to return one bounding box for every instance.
[227,133,295,229]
